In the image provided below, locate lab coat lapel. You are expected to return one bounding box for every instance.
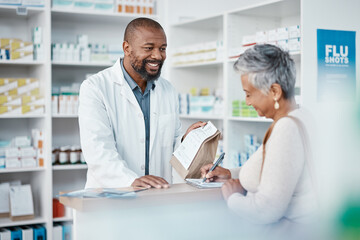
[149,88,158,158]
[112,59,141,111]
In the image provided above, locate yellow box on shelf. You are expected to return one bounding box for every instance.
[10,40,33,52]
[10,51,33,60]
[2,81,40,96]
[0,78,38,94]
[0,105,44,116]
[0,38,21,48]
[0,95,44,106]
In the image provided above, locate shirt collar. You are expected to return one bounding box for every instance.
[120,59,156,92]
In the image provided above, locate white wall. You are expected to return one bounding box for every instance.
[301,0,360,231]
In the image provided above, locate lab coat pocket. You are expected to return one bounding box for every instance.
[158,114,175,147]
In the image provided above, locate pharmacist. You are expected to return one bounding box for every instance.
[79,18,204,189]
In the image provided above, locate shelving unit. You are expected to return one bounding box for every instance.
[0,2,158,239]
[168,0,301,169]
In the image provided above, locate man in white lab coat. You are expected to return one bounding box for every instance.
[79,18,203,189]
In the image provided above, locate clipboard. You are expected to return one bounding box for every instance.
[170,129,221,179]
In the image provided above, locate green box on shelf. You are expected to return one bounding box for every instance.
[240,109,250,117]
[232,100,240,108]
[232,109,240,116]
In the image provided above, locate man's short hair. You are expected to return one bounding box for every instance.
[124,17,164,42]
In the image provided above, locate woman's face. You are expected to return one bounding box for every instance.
[241,74,275,118]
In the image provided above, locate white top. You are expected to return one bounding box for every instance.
[227,108,317,225]
[79,59,182,188]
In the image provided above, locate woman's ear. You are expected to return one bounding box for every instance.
[270,83,283,101]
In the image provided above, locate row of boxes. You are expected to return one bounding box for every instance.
[0,130,44,169]
[0,225,45,240]
[52,35,123,63]
[172,41,224,65]
[52,0,156,15]
[0,28,44,61]
[0,78,44,116]
[53,223,72,240]
[0,0,44,7]
[179,94,223,116]
[229,25,301,58]
[52,84,81,115]
[228,134,261,168]
[232,100,258,118]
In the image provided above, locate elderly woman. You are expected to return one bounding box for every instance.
[201,44,316,227]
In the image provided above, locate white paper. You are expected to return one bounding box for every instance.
[9,184,34,217]
[173,121,217,170]
[185,179,224,188]
[0,182,10,214]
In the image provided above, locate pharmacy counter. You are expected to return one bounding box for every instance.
[60,183,242,240]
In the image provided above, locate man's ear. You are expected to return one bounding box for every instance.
[123,41,131,56]
[270,83,283,101]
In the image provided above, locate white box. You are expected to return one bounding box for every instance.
[288,37,301,52]
[53,225,63,240]
[277,39,289,51]
[5,147,20,158]
[21,157,37,167]
[5,158,21,168]
[20,147,37,158]
[268,29,277,42]
[277,27,289,41]
[52,95,59,115]
[288,25,301,39]
[22,0,45,6]
[0,0,21,5]
[20,226,33,240]
[0,228,11,240]
[12,136,31,147]
[255,31,268,43]
[9,184,34,217]
[0,157,5,168]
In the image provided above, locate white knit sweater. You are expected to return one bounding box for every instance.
[227,108,317,225]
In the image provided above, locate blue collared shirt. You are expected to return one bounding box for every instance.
[120,59,155,175]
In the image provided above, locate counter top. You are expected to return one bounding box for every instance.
[60,183,223,212]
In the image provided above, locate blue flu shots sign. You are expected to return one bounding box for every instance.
[317,29,356,101]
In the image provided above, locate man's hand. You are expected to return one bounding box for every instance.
[131,175,170,189]
[200,164,231,182]
[221,179,246,201]
[182,121,207,141]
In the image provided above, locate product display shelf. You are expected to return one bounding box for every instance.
[0,5,44,17]
[179,114,224,120]
[228,116,273,123]
[172,60,223,68]
[52,164,87,171]
[52,114,78,118]
[0,114,46,119]
[0,216,46,228]
[51,7,158,22]
[53,216,73,222]
[51,61,113,67]
[0,60,45,66]
[0,167,46,174]
[227,51,301,63]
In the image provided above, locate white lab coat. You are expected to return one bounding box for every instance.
[78,59,182,188]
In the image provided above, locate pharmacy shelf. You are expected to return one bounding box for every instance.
[52,114,78,118]
[180,114,224,120]
[0,5,44,17]
[0,167,46,174]
[53,216,73,222]
[0,114,46,119]
[0,216,46,228]
[172,60,223,69]
[0,60,45,66]
[171,13,223,29]
[51,7,158,23]
[52,164,87,171]
[227,51,301,63]
[51,61,113,67]
[228,116,273,123]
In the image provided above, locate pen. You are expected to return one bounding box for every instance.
[202,152,225,183]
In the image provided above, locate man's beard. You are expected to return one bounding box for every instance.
[131,58,163,81]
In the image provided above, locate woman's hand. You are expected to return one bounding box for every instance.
[221,179,246,201]
[200,164,231,182]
